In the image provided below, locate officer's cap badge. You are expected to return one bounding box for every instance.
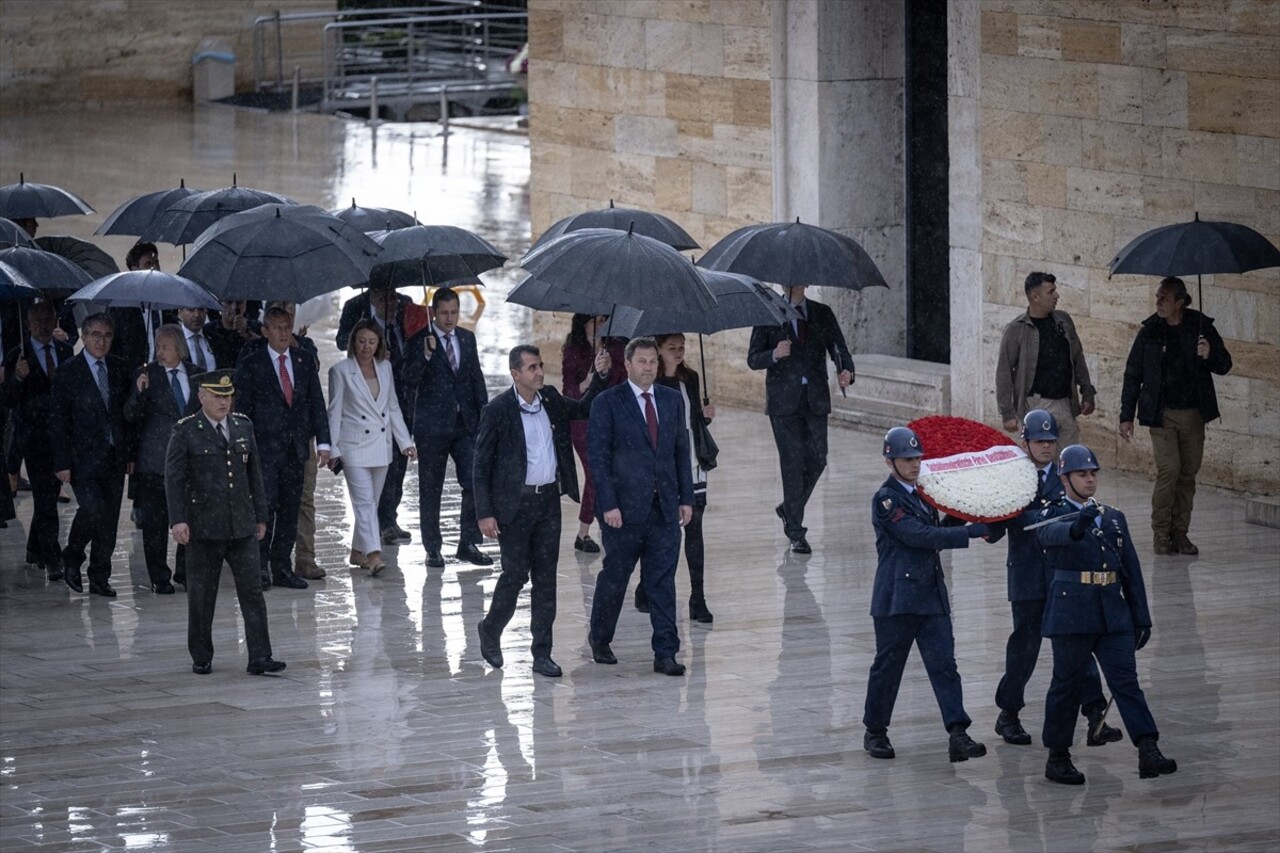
[195,369,236,396]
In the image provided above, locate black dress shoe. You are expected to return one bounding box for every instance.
[864,730,895,759]
[64,566,84,594]
[25,551,44,569]
[381,527,401,546]
[689,599,714,623]
[455,543,494,566]
[1045,751,1085,785]
[173,573,186,587]
[995,711,1032,745]
[574,534,600,553]
[789,536,811,554]
[634,587,650,613]
[152,582,176,595]
[532,656,562,677]
[948,727,987,762]
[261,576,272,591]
[46,565,63,582]
[192,661,212,675]
[88,580,117,598]
[477,620,503,668]
[653,657,686,676]
[775,503,785,522]
[272,571,308,590]
[590,643,617,665]
[246,657,287,675]
[393,525,412,542]
[425,549,446,568]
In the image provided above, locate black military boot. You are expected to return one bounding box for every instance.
[1085,706,1123,746]
[1137,735,1178,778]
[947,725,987,762]
[863,729,895,759]
[995,710,1032,745]
[1045,749,1085,785]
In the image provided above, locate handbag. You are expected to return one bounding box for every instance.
[693,415,719,471]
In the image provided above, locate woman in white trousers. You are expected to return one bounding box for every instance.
[327,319,415,574]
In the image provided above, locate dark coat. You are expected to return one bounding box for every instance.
[869,476,972,617]
[1003,462,1065,602]
[474,379,604,525]
[204,318,261,372]
[335,291,414,352]
[3,338,74,457]
[50,352,133,476]
[401,325,488,440]
[587,382,695,525]
[1036,499,1151,636]
[233,345,330,462]
[165,412,267,539]
[122,361,202,476]
[747,298,855,417]
[1119,309,1232,427]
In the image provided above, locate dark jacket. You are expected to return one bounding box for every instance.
[335,291,414,353]
[1120,309,1232,427]
[50,352,134,476]
[204,317,261,371]
[123,361,202,476]
[165,412,268,539]
[747,298,855,417]
[869,476,972,617]
[1003,463,1065,602]
[3,338,74,457]
[655,369,717,473]
[401,325,488,440]
[233,345,330,462]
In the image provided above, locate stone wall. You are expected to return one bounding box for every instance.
[0,0,332,112]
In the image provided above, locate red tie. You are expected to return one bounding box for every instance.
[278,353,294,406]
[43,344,56,383]
[642,391,658,449]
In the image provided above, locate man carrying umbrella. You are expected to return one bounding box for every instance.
[747,285,854,554]
[1119,277,1232,556]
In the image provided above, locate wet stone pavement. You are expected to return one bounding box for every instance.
[1,105,1279,852]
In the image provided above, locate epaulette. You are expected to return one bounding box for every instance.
[230,412,251,420]
[177,414,198,425]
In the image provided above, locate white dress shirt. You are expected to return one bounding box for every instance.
[516,388,556,486]
[628,379,658,420]
[29,337,59,378]
[184,328,215,371]
[268,344,294,393]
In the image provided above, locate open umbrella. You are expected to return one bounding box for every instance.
[95,179,205,237]
[178,204,382,302]
[330,198,417,233]
[0,173,94,219]
[0,260,38,301]
[369,225,507,289]
[67,270,221,311]
[0,246,93,294]
[608,270,796,337]
[143,179,296,245]
[511,227,716,315]
[530,199,699,252]
[0,217,36,248]
[35,235,120,279]
[698,218,889,291]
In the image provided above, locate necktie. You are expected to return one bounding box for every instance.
[445,333,458,373]
[642,391,658,449]
[795,304,808,348]
[217,422,226,443]
[278,353,294,406]
[43,344,55,382]
[386,323,401,362]
[171,368,185,411]
[192,334,208,370]
[94,360,110,405]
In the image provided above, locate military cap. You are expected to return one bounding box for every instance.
[193,368,236,396]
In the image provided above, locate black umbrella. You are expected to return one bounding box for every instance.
[330,198,417,233]
[0,217,36,248]
[368,224,507,289]
[530,199,699,252]
[698,218,889,291]
[511,227,716,315]
[178,204,382,302]
[0,259,37,301]
[95,179,205,237]
[35,235,120,279]
[68,270,221,311]
[0,173,94,219]
[143,179,296,245]
[608,270,797,337]
[0,246,94,294]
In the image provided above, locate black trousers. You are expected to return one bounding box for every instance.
[187,534,273,665]
[770,400,828,540]
[23,447,61,565]
[417,418,478,551]
[134,473,175,587]
[1043,632,1158,749]
[376,441,409,531]
[996,597,1107,717]
[259,453,305,578]
[864,613,971,733]
[66,453,125,581]
[482,489,560,657]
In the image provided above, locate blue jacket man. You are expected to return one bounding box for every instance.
[1035,444,1176,786]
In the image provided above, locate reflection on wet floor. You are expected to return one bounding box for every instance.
[2,104,1279,852]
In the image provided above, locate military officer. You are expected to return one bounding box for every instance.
[1035,445,1177,785]
[862,426,994,763]
[994,410,1120,747]
[165,369,286,677]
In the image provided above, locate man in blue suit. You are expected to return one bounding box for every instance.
[994,409,1119,748]
[587,337,694,676]
[1036,445,1176,785]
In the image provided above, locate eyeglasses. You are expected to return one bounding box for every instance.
[84,331,115,341]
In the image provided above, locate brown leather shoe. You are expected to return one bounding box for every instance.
[295,563,327,580]
[1171,534,1199,555]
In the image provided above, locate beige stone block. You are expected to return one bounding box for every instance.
[1026,162,1068,208]
[1230,429,1280,495]
[1167,31,1280,80]
[1161,129,1239,185]
[654,157,692,211]
[1249,377,1280,440]
[536,105,615,150]
[1066,167,1144,216]
[1062,20,1121,64]
[1257,291,1280,348]
[1140,176,1195,220]
[981,108,1044,161]
[1097,64,1143,124]
[562,13,606,65]
[645,18,693,73]
[1237,136,1280,192]
[607,153,657,208]
[984,252,1021,306]
[980,55,1031,112]
[533,61,580,109]
[530,140,575,197]
[732,78,771,128]
[1193,183,1263,230]
[981,9,1018,56]
[1139,68,1188,129]
[1119,22,1165,68]
[624,1,661,18]
[689,23,725,77]
[726,166,771,219]
[1043,207,1116,267]
[982,199,1044,258]
[1188,72,1280,137]
[684,124,771,169]
[1017,15,1062,59]
[1033,63,1098,120]
[723,25,770,80]
[691,161,726,215]
[1198,282,1257,342]
[615,114,679,156]
[1076,315,1142,361]
[1229,339,1279,381]
[574,66,666,116]
[1042,115,1083,167]
[568,148,610,198]
[653,0,712,23]
[984,158,1029,203]
[1214,373,1252,434]
[1088,276,1149,324]
[676,118,715,139]
[1081,119,1163,176]
[528,7,565,61]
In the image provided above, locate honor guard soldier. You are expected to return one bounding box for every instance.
[994,410,1120,747]
[1035,445,1177,784]
[861,426,994,763]
[165,369,286,677]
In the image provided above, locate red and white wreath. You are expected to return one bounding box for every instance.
[906,415,1038,523]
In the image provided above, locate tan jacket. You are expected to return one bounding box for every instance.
[995,309,1095,422]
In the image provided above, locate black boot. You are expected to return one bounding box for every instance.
[1045,749,1085,785]
[994,710,1032,745]
[947,725,987,762]
[689,597,713,623]
[634,584,649,613]
[1085,705,1123,746]
[1137,735,1177,778]
[863,729,895,759]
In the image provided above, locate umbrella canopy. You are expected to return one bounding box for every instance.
[35,235,120,279]
[0,246,93,293]
[368,224,507,289]
[0,173,94,219]
[330,199,417,233]
[178,204,382,302]
[608,270,798,337]
[143,184,297,245]
[95,179,205,237]
[698,218,889,291]
[530,199,699,252]
[0,259,38,301]
[511,227,717,315]
[67,270,221,311]
[1109,213,1280,278]
[0,217,36,248]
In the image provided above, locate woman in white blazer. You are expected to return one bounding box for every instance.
[327,319,416,574]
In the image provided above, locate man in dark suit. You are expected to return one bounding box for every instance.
[587,337,695,676]
[3,301,74,578]
[166,369,285,676]
[401,287,491,568]
[336,281,416,545]
[232,305,330,590]
[474,344,610,678]
[204,299,261,370]
[51,312,134,597]
[747,285,855,553]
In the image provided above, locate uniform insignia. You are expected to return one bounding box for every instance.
[177,414,197,424]
[891,507,906,522]
[881,498,893,511]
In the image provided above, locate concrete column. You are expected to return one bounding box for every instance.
[947,0,983,419]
